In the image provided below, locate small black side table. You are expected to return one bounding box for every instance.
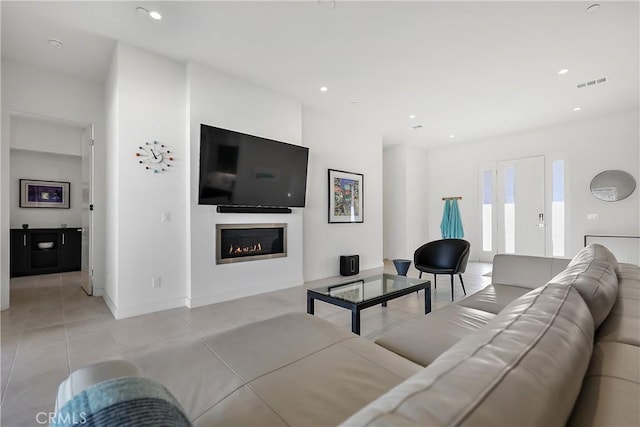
[393,259,411,276]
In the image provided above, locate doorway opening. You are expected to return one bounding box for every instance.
[7,112,94,299]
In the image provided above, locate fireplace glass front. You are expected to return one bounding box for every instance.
[216,223,287,264]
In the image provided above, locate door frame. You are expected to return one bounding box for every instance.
[480,155,549,260]
[3,110,95,307]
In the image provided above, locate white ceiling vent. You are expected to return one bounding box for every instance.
[577,77,607,89]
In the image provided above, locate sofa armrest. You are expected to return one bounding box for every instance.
[492,254,570,289]
[55,359,144,411]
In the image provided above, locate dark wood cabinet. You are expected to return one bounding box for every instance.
[10,228,82,277]
[60,229,82,271]
[10,230,29,277]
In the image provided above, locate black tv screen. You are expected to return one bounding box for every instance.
[199,124,309,208]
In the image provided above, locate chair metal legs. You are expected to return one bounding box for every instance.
[459,274,466,296]
[419,272,465,300]
[449,275,454,301]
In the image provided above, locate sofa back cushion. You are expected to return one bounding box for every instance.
[549,244,619,328]
[492,254,570,289]
[567,243,619,274]
[341,284,594,427]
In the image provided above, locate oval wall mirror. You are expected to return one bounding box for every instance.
[590,170,636,202]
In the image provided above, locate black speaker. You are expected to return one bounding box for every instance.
[216,206,292,214]
[340,255,359,276]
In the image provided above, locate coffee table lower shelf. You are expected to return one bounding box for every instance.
[306,276,431,335]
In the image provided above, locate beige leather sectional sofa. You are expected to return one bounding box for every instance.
[57,244,639,426]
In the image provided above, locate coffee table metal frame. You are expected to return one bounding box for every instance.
[306,274,431,335]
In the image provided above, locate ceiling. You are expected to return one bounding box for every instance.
[2,1,638,147]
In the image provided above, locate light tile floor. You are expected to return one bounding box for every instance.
[0,261,491,426]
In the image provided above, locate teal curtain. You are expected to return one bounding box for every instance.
[441,199,465,239]
[440,199,451,238]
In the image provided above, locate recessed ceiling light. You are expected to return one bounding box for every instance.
[48,38,63,48]
[558,69,569,75]
[586,3,600,13]
[320,86,328,92]
[449,134,455,138]
[317,0,336,9]
[573,107,582,111]
[409,114,416,119]
[137,7,161,20]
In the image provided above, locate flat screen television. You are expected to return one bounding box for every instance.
[199,124,309,208]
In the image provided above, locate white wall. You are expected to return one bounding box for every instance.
[383,145,407,260]
[302,107,384,280]
[103,43,188,318]
[1,59,105,309]
[104,44,119,306]
[422,110,639,260]
[187,61,304,307]
[383,144,429,261]
[10,149,82,228]
[10,116,83,156]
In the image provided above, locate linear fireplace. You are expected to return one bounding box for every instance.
[216,223,287,264]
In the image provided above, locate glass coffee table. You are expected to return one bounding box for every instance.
[306,273,431,335]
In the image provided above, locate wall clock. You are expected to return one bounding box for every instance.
[136,141,174,173]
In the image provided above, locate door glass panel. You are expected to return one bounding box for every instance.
[504,166,515,254]
[482,169,493,252]
[552,160,565,256]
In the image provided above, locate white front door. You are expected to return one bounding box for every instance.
[496,156,546,256]
[81,127,94,295]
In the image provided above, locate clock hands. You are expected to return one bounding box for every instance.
[136,141,173,172]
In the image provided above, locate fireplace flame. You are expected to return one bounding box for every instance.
[229,242,263,255]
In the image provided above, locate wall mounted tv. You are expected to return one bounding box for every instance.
[198,124,309,208]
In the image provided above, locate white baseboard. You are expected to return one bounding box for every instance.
[187,282,301,309]
[104,295,187,319]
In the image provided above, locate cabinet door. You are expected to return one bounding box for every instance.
[10,230,30,277]
[60,229,82,271]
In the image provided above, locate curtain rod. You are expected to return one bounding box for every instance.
[442,196,462,200]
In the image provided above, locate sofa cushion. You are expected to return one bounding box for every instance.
[549,249,619,329]
[342,284,594,426]
[568,341,640,427]
[457,284,531,314]
[132,312,421,426]
[375,305,496,367]
[491,254,570,289]
[596,309,640,347]
[568,243,619,274]
[129,340,245,420]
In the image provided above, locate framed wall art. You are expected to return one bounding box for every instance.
[328,169,363,223]
[19,179,70,209]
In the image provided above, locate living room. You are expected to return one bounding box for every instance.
[2,1,637,317]
[0,1,638,425]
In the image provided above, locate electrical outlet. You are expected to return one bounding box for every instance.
[161,211,171,223]
[587,213,599,220]
[152,277,161,288]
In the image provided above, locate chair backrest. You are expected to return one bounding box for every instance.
[414,239,471,273]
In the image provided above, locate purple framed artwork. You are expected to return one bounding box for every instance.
[328,169,364,223]
[19,179,70,209]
